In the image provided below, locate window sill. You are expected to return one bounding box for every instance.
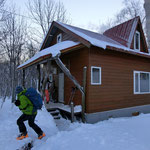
[134,92,150,95]
[91,83,101,85]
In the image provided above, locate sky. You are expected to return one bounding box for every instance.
[6,0,126,30]
[54,0,125,29]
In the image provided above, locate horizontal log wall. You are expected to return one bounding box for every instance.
[50,29,78,46]
[87,46,150,113]
[61,47,89,105]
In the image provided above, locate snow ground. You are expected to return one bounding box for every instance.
[1,98,150,150]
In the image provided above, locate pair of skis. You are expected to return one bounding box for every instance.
[16,140,33,150]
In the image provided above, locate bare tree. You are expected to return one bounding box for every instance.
[0,7,28,102]
[27,0,70,42]
[0,61,10,108]
[98,19,115,34]
[144,0,150,48]
[99,0,145,33]
[0,0,6,19]
[115,0,145,24]
[0,3,40,104]
[0,0,7,58]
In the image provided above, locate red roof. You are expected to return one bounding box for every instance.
[103,16,139,48]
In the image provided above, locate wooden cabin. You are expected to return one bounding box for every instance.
[18,16,150,123]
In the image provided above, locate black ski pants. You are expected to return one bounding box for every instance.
[17,114,43,135]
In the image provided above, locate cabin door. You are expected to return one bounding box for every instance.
[58,72,64,103]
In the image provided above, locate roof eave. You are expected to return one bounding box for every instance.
[106,45,150,59]
[17,54,52,70]
[40,21,55,51]
[18,43,84,70]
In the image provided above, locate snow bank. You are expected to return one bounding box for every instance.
[1,98,150,150]
[34,114,150,150]
[0,98,57,150]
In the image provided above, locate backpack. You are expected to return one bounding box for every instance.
[25,87,43,111]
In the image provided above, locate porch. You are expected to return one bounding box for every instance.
[45,102,82,121]
[17,41,87,123]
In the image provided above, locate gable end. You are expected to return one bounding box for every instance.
[130,20,148,53]
[40,21,91,50]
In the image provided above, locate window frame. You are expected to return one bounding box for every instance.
[134,31,140,51]
[91,66,101,85]
[57,33,62,43]
[133,71,150,94]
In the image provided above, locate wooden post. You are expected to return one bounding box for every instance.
[37,65,41,92]
[54,57,84,94]
[71,102,74,123]
[22,69,25,88]
[82,66,87,123]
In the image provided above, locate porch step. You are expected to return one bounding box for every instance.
[54,116,61,120]
[47,108,61,120]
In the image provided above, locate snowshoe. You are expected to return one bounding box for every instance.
[38,132,46,139]
[16,132,28,140]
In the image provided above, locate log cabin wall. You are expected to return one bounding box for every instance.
[61,47,89,105]
[87,46,150,113]
[50,29,78,47]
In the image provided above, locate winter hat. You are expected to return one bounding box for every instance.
[15,86,23,94]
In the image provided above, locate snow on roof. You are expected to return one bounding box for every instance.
[56,21,150,57]
[56,22,130,49]
[17,41,80,69]
[57,21,122,49]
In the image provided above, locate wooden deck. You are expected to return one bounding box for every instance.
[45,102,81,113]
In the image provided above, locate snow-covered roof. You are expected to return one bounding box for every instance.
[18,18,150,70]
[56,22,124,50]
[56,21,150,56]
[17,41,80,69]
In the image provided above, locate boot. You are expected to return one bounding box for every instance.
[38,132,46,139]
[16,132,28,140]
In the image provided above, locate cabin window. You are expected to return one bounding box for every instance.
[91,66,101,85]
[57,33,62,43]
[134,71,150,94]
[134,31,140,51]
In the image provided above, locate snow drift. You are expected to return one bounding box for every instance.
[1,98,150,150]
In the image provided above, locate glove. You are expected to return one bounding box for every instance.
[15,100,20,106]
